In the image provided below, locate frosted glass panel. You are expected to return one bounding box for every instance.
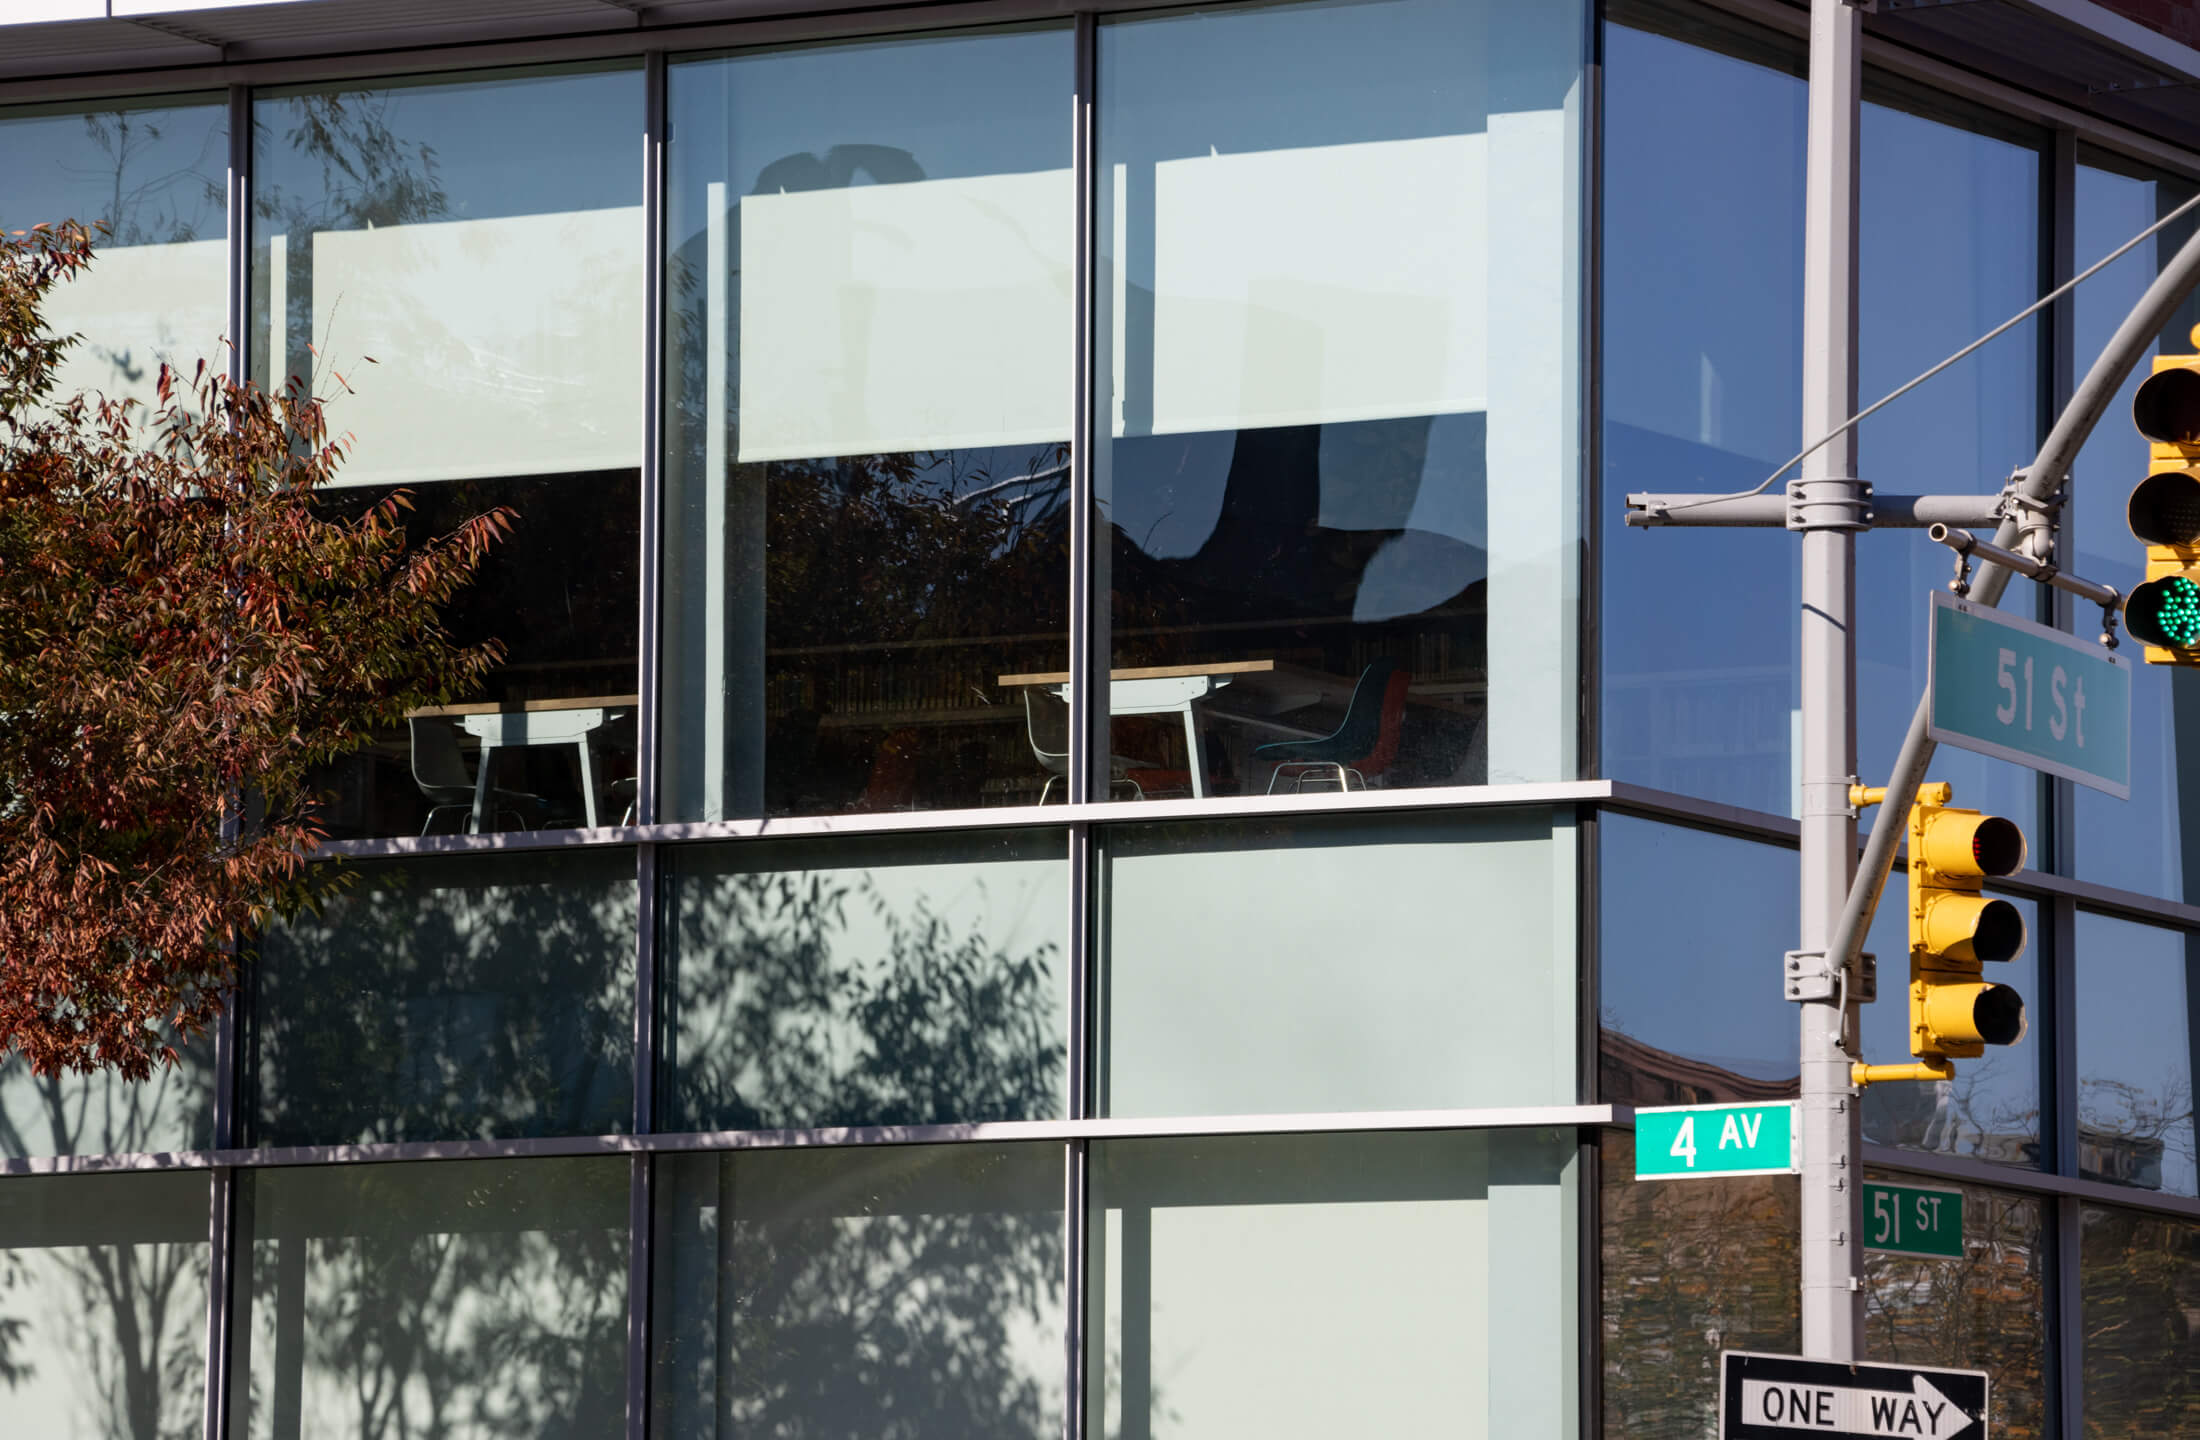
[268,208,642,486]
[662,829,1070,1131]
[236,1159,628,1440]
[1099,808,1575,1117]
[653,1144,1064,1440]
[737,170,1071,461]
[0,94,228,420]
[1118,135,1487,436]
[0,1172,211,1440]
[1092,1130,1576,1440]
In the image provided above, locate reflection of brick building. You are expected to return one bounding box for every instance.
[1600,1028,1796,1108]
[2082,1128,2169,1192]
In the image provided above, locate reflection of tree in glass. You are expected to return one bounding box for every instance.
[1599,1132,1798,1440]
[1863,1186,2046,1439]
[2080,1205,2200,1437]
[668,864,1061,1132]
[248,855,633,1147]
[2080,1074,2195,1192]
[243,1159,626,1440]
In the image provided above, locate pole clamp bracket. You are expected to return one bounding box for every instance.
[1784,950,1876,1004]
[1786,476,1874,531]
[1998,472,2064,562]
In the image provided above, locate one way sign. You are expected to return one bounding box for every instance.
[1721,1352,1988,1440]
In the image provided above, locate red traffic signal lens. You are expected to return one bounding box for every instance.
[2134,366,2200,446]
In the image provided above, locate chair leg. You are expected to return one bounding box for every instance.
[1039,774,1058,805]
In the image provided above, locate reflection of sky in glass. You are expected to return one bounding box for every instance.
[2074,911,2197,1196]
[1601,22,1803,817]
[1855,98,2042,839]
[2072,159,2200,904]
[1599,813,1799,1085]
[0,95,226,243]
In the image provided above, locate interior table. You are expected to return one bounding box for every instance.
[410,694,639,830]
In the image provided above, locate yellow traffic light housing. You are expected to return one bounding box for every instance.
[1905,782,2027,1061]
[2124,329,2200,663]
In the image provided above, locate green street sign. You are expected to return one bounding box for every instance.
[1635,1102,1798,1180]
[1930,590,2130,798]
[1865,1181,1965,1259]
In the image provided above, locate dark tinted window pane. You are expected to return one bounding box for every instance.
[1096,1129,1577,1437]
[1862,1176,2047,1440]
[1097,0,1585,801]
[653,1144,1065,1440]
[250,850,637,1145]
[1601,19,1804,816]
[235,1158,628,1440]
[1600,1129,1798,1440]
[2081,1203,2200,1436]
[0,1171,212,1437]
[2074,911,2196,1196]
[1599,813,1799,1103]
[2073,155,2200,903]
[252,65,644,840]
[1100,809,1574,1117]
[661,830,1068,1131]
[662,28,1072,820]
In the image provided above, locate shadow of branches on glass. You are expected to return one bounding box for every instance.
[666,859,1064,1133]
[248,853,636,1147]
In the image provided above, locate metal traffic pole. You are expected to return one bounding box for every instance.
[1796,0,1867,1362]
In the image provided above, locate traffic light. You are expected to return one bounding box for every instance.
[1906,782,2027,1062]
[2125,328,2200,663]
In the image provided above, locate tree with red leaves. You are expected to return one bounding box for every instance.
[0,221,507,1080]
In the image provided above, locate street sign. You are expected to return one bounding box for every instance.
[1634,1102,1798,1179]
[1865,1181,1964,1259]
[1721,1351,1989,1439]
[1928,591,2130,798]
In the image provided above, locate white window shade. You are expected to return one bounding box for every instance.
[1112,134,1489,437]
[732,169,1072,463]
[269,207,644,488]
[40,237,227,418]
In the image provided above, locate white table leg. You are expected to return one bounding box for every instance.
[1181,703,1207,799]
[575,738,599,829]
[470,746,495,834]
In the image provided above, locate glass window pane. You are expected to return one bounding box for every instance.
[1854,91,2044,841]
[1861,1175,2048,1440]
[253,65,645,841]
[1098,808,1575,1118]
[0,94,228,424]
[1095,0,1585,801]
[235,1157,628,1440]
[1094,1128,1577,1439]
[661,27,1073,821]
[0,1041,214,1157]
[661,830,1069,1131]
[652,1143,1065,1440]
[1601,16,1804,816]
[1599,1129,1799,1438]
[2080,1203,2200,1435]
[0,1171,211,1439]
[2073,153,2200,903]
[249,850,637,1146]
[1859,887,2041,1167]
[1599,814,1799,1104]
[2074,911,2197,1196]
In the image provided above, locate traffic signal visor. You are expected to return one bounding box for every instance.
[2126,338,2200,660]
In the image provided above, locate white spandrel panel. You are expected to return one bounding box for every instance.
[1118,133,1488,439]
[733,168,1073,463]
[40,237,227,417]
[271,205,644,487]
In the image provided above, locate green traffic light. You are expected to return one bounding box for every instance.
[2129,574,2200,649]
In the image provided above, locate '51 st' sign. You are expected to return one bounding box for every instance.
[1929,591,2130,799]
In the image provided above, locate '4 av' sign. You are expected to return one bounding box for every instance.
[1634,1102,1799,1179]
[1721,1352,1988,1439]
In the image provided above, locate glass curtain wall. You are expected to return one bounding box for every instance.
[2073,153,2200,902]
[660,28,1074,820]
[251,64,646,841]
[0,92,228,1159]
[1094,0,1584,803]
[2074,910,2198,1197]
